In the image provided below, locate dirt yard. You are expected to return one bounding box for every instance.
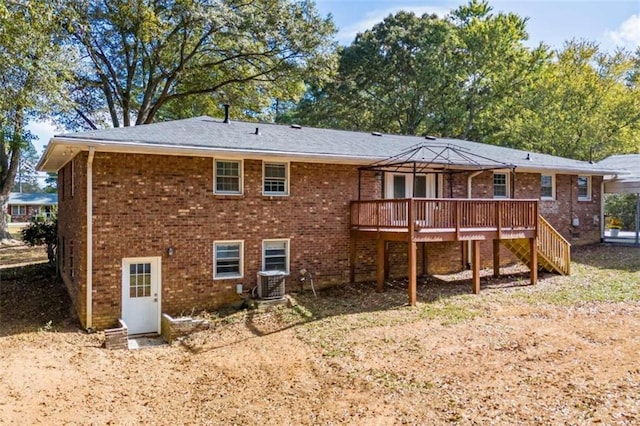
[1,244,639,424]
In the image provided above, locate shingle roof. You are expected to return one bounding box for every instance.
[9,192,58,205]
[46,116,617,174]
[598,155,640,193]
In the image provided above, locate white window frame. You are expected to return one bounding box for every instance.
[493,172,510,199]
[262,161,289,196]
[262,239,290,274]
[540,174,555,200]
[11,205,26,216]
[384,172,437,198]
[213,240,244,280]
[577,175,591,201]
[214,159,243,195]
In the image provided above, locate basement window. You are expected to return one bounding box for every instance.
[262,239,289,273]
[213,241,244,279]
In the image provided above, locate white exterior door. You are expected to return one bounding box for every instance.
[122,257,161,335]
[385,173,437,198]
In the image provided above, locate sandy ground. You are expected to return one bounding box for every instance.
[0,245,639,425]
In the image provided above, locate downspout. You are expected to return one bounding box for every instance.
[466,171,483,268]
[86,147,95,330]
[600,179,605,242]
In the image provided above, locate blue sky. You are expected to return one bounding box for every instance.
[29,0,640,155]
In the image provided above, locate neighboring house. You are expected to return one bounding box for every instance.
[37,114,619,333]
[7,192,58,223]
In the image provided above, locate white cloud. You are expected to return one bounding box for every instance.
[338,5,452,44]
[606,14,640,50]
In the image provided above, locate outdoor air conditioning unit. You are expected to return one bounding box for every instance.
[256,271,286,300]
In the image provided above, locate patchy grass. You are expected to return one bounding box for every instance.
[515,244,640,305]
[1,244,640,424]
[0,244,48,268]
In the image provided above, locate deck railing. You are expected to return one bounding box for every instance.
[538,215,571,275]
[350,198,538,235]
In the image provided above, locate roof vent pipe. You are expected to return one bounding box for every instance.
[254,127,260,135]
[223,104,230,123]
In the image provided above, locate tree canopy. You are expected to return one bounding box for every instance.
[0,0,71,239]
[60,0,337,128]
[282,1,640,160]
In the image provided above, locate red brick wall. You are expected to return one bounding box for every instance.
[59,150,604,329]
[89,153,383,329]
[57,154,88,327]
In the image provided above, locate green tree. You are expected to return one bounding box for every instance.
[605,193,638,232]
[61,0,336,128]
[12,141,42,193]
[44,172,58,194]
[22,214,58,264]
[0,1,71,240]
[284,1,546,139]
[490,41,640,160]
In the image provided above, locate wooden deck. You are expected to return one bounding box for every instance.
[349,198,551,305]
[351,198,538,241]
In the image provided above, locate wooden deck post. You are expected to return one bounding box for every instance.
[408,241,417,305]
[472,240,481,294]
[529,237,538,285]
[349,236,356,283]
[493,239,500,278]
[377,238,385,292]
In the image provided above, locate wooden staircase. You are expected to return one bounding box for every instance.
[502,215,571,275]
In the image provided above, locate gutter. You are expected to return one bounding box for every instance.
[600,179,605,241]
[38,137,621,177]
[86,147,95,330]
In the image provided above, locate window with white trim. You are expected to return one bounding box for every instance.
[262,239,289,273]
[213,241,243,279]
[577,176,591,201]
[11,205,26,216]
[493,173,509,198]
[214,160,242,194]
[263,162,288,195]
[540,174,555,200]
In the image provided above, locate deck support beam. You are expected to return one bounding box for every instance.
[529,237,538,285]
[376,238,385,292]
[408,241,417,305]
[472,240,481,294]
[493,239,500,277]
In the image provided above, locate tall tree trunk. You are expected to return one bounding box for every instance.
[0,107,24,241]
[0,193,10,240]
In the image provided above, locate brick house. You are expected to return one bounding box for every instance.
[7,192,57,223]
[37,115,617,333]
